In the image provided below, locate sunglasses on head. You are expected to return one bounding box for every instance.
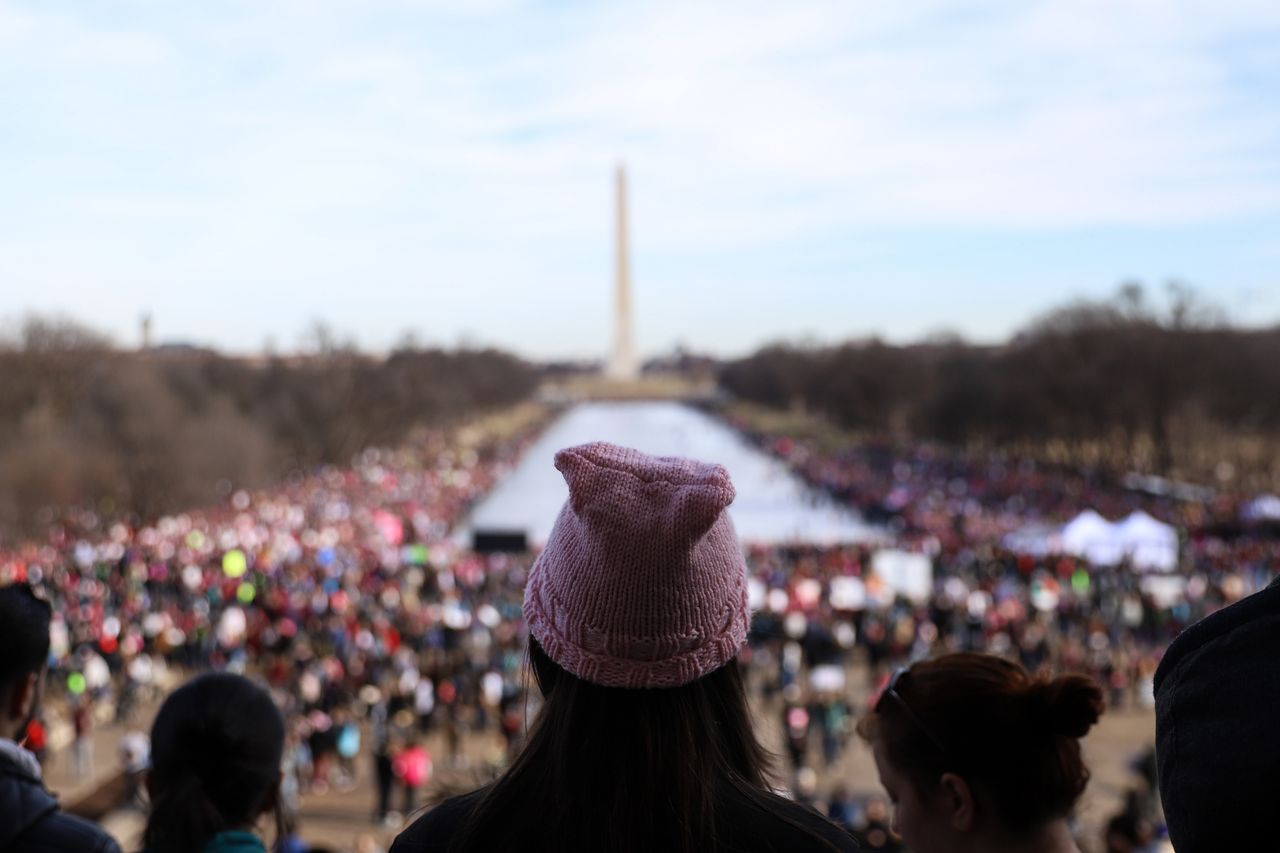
[875,665,950,758]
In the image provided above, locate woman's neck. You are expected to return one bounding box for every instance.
[983,819,1080,853]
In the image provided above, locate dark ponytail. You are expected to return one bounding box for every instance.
[857,653,1104,837]
[144,673,286,853]
[146,773,230,852]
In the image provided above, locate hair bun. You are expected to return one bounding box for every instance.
[1027,675,1104,738]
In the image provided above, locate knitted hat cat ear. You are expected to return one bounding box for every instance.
[523,442,750,689]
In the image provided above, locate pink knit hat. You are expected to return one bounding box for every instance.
[523,442,750,689]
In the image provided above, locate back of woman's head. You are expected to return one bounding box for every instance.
[857,653,1104,837]
[446,444,807,852]
[526,633,769,789]
[145,672,285,853]
[448,636,772,852]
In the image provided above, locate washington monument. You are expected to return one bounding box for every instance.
[607,164,639,380]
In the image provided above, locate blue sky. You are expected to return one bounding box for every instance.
[2,0,1278,359]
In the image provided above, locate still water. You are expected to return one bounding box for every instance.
[464,401,879,547]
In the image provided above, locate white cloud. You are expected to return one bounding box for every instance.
[0,4,173,69]
[1,0,1278,355]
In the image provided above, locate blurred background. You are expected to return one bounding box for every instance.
[2,2,1278,852]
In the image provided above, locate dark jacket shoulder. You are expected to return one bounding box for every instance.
[389,786,856,853]
[719,789,859,853]
[1155,580,1280,694]
[390,789,486,853]
[0,756,122,853]
[1154,581,1280,853]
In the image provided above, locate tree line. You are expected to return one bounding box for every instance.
[718,285,1280,489]
[0,317,537,539]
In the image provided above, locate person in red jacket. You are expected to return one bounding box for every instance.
[392,734,432,815]
[22,718,47,766]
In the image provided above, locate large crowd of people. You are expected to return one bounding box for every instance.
[0,414,548,839]
[729,410,1278,698]
[0,401,1276,852]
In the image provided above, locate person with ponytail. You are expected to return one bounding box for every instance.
[392,442,857,853]
[857,653,1104,853]
[144,672,286,853]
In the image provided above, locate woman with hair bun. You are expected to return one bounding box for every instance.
[857,653,1104,853]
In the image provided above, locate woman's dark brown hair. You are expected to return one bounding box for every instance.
[445,637,841,853]
[857,653,1104,837]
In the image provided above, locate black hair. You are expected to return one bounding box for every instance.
[444,637,841,853]
[0,583,52,694]
[144,672,286,853]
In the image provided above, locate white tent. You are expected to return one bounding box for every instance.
[1115,510,1180,572]
[1242,494,1280,522]
[1060,510,1125,566]
[1010,509,1180,571]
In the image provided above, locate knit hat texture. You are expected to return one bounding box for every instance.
[523,442,750,689]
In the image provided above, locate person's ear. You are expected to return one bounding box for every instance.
[259,770,282,817]
[8,672,38,725]
[939,772,975,832]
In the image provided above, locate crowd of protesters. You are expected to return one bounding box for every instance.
[0,414,546,840]
[752,433,1262,694]
[0,402,1276,851]
[722,411,1278,850]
